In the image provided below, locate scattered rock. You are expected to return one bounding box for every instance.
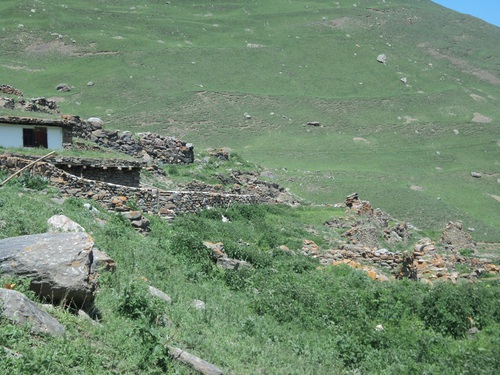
[377,54,387,64]
[192,300,206,310]
[217,257,252,271]
[471,172,481,178]
[55,83,71,92]
[306,121,321,126]
[472,113,491,123]
[148,285,172,304]
[167,346,223,375]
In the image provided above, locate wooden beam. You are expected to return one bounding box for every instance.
[0,151,56,186]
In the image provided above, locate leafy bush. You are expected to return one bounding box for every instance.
[419,282,500,338]
[16,173,49,190]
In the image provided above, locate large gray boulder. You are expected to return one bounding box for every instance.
[0,232,104,306]
[0,288,65,336]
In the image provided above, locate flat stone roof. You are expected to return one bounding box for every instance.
[0,115,75,128]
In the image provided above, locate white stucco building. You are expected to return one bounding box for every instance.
[0,116,73,149]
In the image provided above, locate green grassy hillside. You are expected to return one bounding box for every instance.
[1,0,499,240]
[0,175,499,374]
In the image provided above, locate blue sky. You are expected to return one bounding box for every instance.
[432,0,500,27]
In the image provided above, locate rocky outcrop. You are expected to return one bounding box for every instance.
[0,232,101,307]
[0,288,65,336]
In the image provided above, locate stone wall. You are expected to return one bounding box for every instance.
[56,165,141,188]
[7,154,143,188]
[0,155,257,217]
[71,119,194,164]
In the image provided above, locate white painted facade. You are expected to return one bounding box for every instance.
[0,123,64,149]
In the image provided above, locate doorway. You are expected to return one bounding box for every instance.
[23,127,48,148]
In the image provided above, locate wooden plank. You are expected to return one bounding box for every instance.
[0,151,56,186]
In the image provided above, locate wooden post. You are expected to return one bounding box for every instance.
[0,150,56,186]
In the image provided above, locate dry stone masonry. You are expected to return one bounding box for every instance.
[71,118,194,164]
[0,155,258,221]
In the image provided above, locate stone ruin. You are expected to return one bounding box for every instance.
[1,84,59,114]
[69,117,194,165]
[312,193,499,283]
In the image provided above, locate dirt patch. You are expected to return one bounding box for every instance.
[2,65,44,72]
[472,112,492,123]
[353,137,370,144]
[419,44,500,86]
[403,116,418,124]
[25,40,77,55]
[76,51,120,57]
[46,97,65,103]
[309,16,357,29]
[469,94,485,102]
[247,43,265,48]
[366,8,385,14]
[490,194,500,203]
[410,185,424,191]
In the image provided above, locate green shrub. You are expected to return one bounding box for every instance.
[459,248,474,257]
[16,173,49,190]
[419,282,500,338]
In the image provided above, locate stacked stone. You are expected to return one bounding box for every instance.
[72,120,194,164]
[0,97,58,113]
[0,155,258,221]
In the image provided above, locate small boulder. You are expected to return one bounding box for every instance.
[149,285,172,304]
[0,288,65,336]
[192,300,206,310]
[377,54,387,64]
[87,117,104,127]
[55,83,71,92]
[47,215,86,233]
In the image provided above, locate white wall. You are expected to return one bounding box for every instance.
[47,127,63,149]
[0,123,63,149]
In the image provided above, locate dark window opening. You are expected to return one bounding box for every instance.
[23,127,48,148]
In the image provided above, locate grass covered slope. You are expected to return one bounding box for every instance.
[0,176,499,374]
[1,0,499,240]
